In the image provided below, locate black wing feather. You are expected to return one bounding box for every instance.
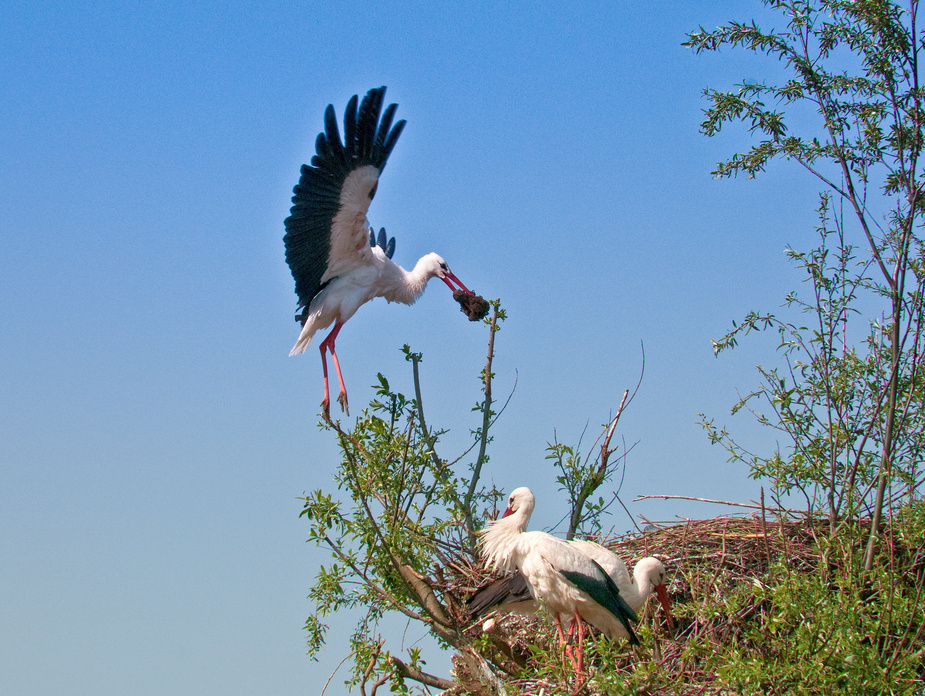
[467,572,533,617]
[343,94,358,158]
[356,88,383,162]
[283,87,405,313]
[381,119,406,167]
[368,227,396,260]
[375,103,398,154]
[323,104,345,164]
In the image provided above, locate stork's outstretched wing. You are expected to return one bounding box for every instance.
[283,87,406,315]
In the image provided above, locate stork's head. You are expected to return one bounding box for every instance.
[502,486,535,520]
[416,253,489,321]
[420,252,470,294]
[637,557,675,632]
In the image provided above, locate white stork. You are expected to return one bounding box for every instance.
[469,540,674,640]
[479,487,639,676]
[283,86,481,416]
[568,539,675,639]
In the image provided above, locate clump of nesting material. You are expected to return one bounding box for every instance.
[453,290,490,321]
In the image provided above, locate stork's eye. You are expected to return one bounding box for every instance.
[439,262,449,272]
[369,182,378,199]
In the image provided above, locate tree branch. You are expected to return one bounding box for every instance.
[389,656,454,691]
[634,494,797,513]
[464,304,500,545]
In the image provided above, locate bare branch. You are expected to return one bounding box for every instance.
[634,494,797,513]
[389,656,454,691]
[464,304,500,545]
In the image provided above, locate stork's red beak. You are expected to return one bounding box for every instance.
[501,506,514,518]
[654,583,675,632]
[441,271,471,294]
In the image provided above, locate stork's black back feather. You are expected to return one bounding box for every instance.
[560,559,640,645]
[283,87,406,313]
[467,572,533,618]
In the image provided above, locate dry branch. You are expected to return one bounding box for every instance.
[390,655,454,690]
[634,493,798,513]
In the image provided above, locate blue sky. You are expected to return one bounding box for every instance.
[2,1,827,693]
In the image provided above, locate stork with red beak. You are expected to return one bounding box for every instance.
[568,539,675,639]
[479,487,641,677]
[283,87,480,416]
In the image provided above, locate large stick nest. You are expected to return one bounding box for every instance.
[438,512,923,695]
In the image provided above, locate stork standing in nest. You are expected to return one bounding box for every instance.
[479,487,640,677]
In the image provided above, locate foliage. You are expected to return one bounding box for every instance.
[685,514,925,696]
[300,301,648,693]
[699,193,924,525]
[640,3,925,694]
[301,303,506,694]
[686,0,925,566]
[546,386,637,540]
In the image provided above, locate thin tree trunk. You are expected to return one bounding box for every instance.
[864,294,902,571]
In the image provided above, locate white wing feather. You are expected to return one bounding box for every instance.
[322,165,380,284]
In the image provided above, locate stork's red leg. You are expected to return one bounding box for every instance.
[561,616,584,675]
[319,323,348,416]
[572,609,586,679]
[554,615,572,671]
[329,349,349,415]
[318,340,332,416]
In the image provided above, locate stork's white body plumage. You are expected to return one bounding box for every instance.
[289,250,453,356]
[283,88,473,416]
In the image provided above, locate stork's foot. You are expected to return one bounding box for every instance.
[320,397,332,423]
[337,391,349,416]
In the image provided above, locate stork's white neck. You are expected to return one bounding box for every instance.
[633,567,652,597]
[379,253,444,305]
[479,506,531,574]
[624,557,663,611]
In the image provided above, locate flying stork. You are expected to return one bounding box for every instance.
[479,487,639,676]
[283,86,484,416]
